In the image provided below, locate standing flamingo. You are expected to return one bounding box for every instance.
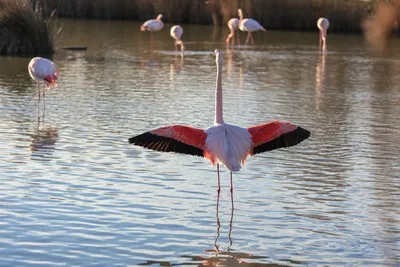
[170,25,185,54]
[226,18,240,47]
[129,49,310,209]
[28,57,59,101]
[317,17,330,51]
[238,9,266,45]
[140,14,164,42]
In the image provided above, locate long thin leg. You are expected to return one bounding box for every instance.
[236,31,240,46]
[250,33,254,45]
[230,172,234,210]
[245,32,250,44]
[227,203,234,251]
[217,164,221,194]
[214,193,221,252]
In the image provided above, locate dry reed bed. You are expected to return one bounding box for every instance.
[0,0,55,56]
[42,0,377,32]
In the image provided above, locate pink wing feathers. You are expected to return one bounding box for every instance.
[129,125,207,157]
[248,121,310,155]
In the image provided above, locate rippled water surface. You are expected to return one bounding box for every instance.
[0,19,399,266]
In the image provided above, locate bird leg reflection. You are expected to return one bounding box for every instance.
[214,196,234,252]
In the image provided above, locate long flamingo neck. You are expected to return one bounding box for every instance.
[215,60,224,124]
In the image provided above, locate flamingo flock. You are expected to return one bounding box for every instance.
[27,10,330,208]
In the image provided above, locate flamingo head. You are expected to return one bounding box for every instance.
[43,74,58,88]
[238,9,243,19]
[156,14,163,21]
[215,49,223,66]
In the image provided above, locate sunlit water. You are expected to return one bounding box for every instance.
[0,19,399,266]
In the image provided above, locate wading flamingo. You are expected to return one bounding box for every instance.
[28,57,59,101]
[317,17,330,51]
[140,14,164,42]
[226,18,240,47]
[170,25,185,54]
[238,9,266,45]
[129,50,310,209]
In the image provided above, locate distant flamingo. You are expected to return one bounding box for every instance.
[170,25,185,54]
[28,57,59,101]
[140,14,164,42]
[317,17,330,51]
[226,18,240,47]
[129,49,310,209]
[238,9,266,45]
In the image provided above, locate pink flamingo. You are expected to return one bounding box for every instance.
[226,18,240,47]
[317,17,330,51]
[129,49,310,208]
[238,9,266,45]
[140,14,164,42]
[170,25,185,54]
[28,57,59,101]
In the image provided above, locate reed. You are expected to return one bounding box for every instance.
[41,0,376,32]
[0,0,56,56]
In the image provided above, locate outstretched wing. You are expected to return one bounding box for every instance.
[248,121,310,155]
[128,125,206,157]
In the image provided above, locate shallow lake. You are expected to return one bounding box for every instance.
[0,19,399,266]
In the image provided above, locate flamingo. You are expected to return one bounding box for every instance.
[226,18,240,47]
[28,57,59,101]
[140,14,164,42]
[170,25,185,54]
[238,9,266,45]
[317,17,330,51]
[128,49,310,208]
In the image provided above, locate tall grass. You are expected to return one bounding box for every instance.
[42,0,377,32]
[0,0,56,56]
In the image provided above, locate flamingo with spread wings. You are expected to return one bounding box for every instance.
[129,50,310,208]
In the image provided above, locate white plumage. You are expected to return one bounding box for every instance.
[28,57,58,87]
[140,14,164,42]
[317,17,330,51]
[238,9,266,45]
[317,17,330,30]
[205,123,252,172]
[170,25,185,53]
[226,18,240,46]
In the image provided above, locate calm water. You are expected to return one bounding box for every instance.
[0,19,399,266]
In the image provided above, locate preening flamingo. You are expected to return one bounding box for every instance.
[140,14,164,42]
[317,17,330,51]
[28,57,59,101]
[238,9,266,45]
[226,18,240,47]
[129,49,310,208]
[170,25,185,54]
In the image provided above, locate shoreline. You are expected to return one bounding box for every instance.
[40,0,377,33]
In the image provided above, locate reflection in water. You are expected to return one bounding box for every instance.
[315,52,326,110]
[169,55,184,81]
[29,119,58,160]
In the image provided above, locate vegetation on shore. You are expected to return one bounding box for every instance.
[40,0,378,32]
[0,0,55,56]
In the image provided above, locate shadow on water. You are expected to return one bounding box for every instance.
[29,115,58,160]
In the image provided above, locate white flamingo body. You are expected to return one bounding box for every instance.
[317,17,330,51]
[226,18,240,46]
[238,9,266,45]
[28,57,58,88]
[170,25,185,53]
[141,14,164,41]
[204,123,252,172]
[129,50,310,208]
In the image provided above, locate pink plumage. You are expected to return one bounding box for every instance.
[140,14,164,42]
[129,50,310,207]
